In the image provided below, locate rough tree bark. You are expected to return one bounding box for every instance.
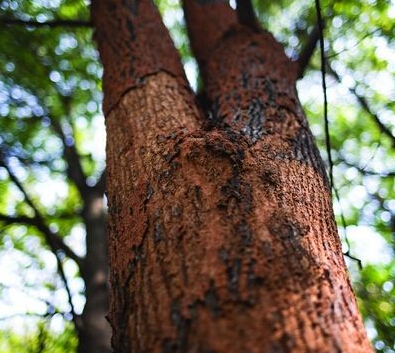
[92,0,374,352]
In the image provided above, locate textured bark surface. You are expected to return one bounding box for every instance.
[92,0,374,352]
[91,0,189,114]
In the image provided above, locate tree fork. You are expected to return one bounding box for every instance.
[93,0,373,352]
[236,0,260,31]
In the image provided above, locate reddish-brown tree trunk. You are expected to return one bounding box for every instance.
[92,0,374,352]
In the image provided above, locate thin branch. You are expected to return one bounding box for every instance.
[0,161,81,326]
[327,64,395,148]
[0,281,75,325]
[344,250,363,270]
[0,212,83,267]
[315,0,334,190]
[0,213,35,225]
[0,17,92,28]
[50,210,82,219]
[55,253,82,330]
[338,156,395,178]
[0,162,37,214]
[49,116,89,198]
[11,111,89,197]
[0,158,84,268]
[326,28,381,59]
[296,21,321,79]
[332,185,363,269]
[11,64,88,199]
[0,219,80,327]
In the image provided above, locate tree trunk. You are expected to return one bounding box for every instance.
[78,190,112,353]
[92,0,374,352]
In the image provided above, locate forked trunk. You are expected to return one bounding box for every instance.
[92,0,373,352]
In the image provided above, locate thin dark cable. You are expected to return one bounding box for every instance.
[315,0,333,190]
[333,187,363,270]
[315,0,362,269]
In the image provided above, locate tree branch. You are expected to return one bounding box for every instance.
[0,213,84,267]
[296,21,321,79]
[0,17,92,28]
[94,169,106,195]
[338,156,395,178]
[21,103,89,198]
[49,116,89,198]
[328,64,395,148]
[0,213,35,225]
[55,252,82,330]
[0,158,83,327]
[0,284,65,320]
[0,157,84,268]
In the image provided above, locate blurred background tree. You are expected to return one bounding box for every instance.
[0,0,394,352]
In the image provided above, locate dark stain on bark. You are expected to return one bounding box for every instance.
[263,76,277,105]
[247,259,264,288]
[245,259,265,306]
[126,19,135,40]
[269,216,307,241]
[262,241,273,257]
[260,169,278,189]
[193,185,203,209]
[205,280,221,317]
[162,300,191,353]
[145,182,154,202]
[164,144,181,163]
[108,195,120,216]
[122,0,139,16]
[241,69,249,88]
[171,205,182,218]
[269,342,286,353]
[154,220,164,243]
[236,98,266,143]
[280,333,296,351]
[220,176,242,205]
[218,247,229,264]
[227,258,242,296]
[126,226,148,286]
[288,128,329,187]
[107,2,116,12]
[206,98,223,129]
[235,220,253,246]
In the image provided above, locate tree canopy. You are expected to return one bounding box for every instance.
[0,0,394,352]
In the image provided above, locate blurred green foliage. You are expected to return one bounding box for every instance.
[0,0,394,351]
[0,320,77,353]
